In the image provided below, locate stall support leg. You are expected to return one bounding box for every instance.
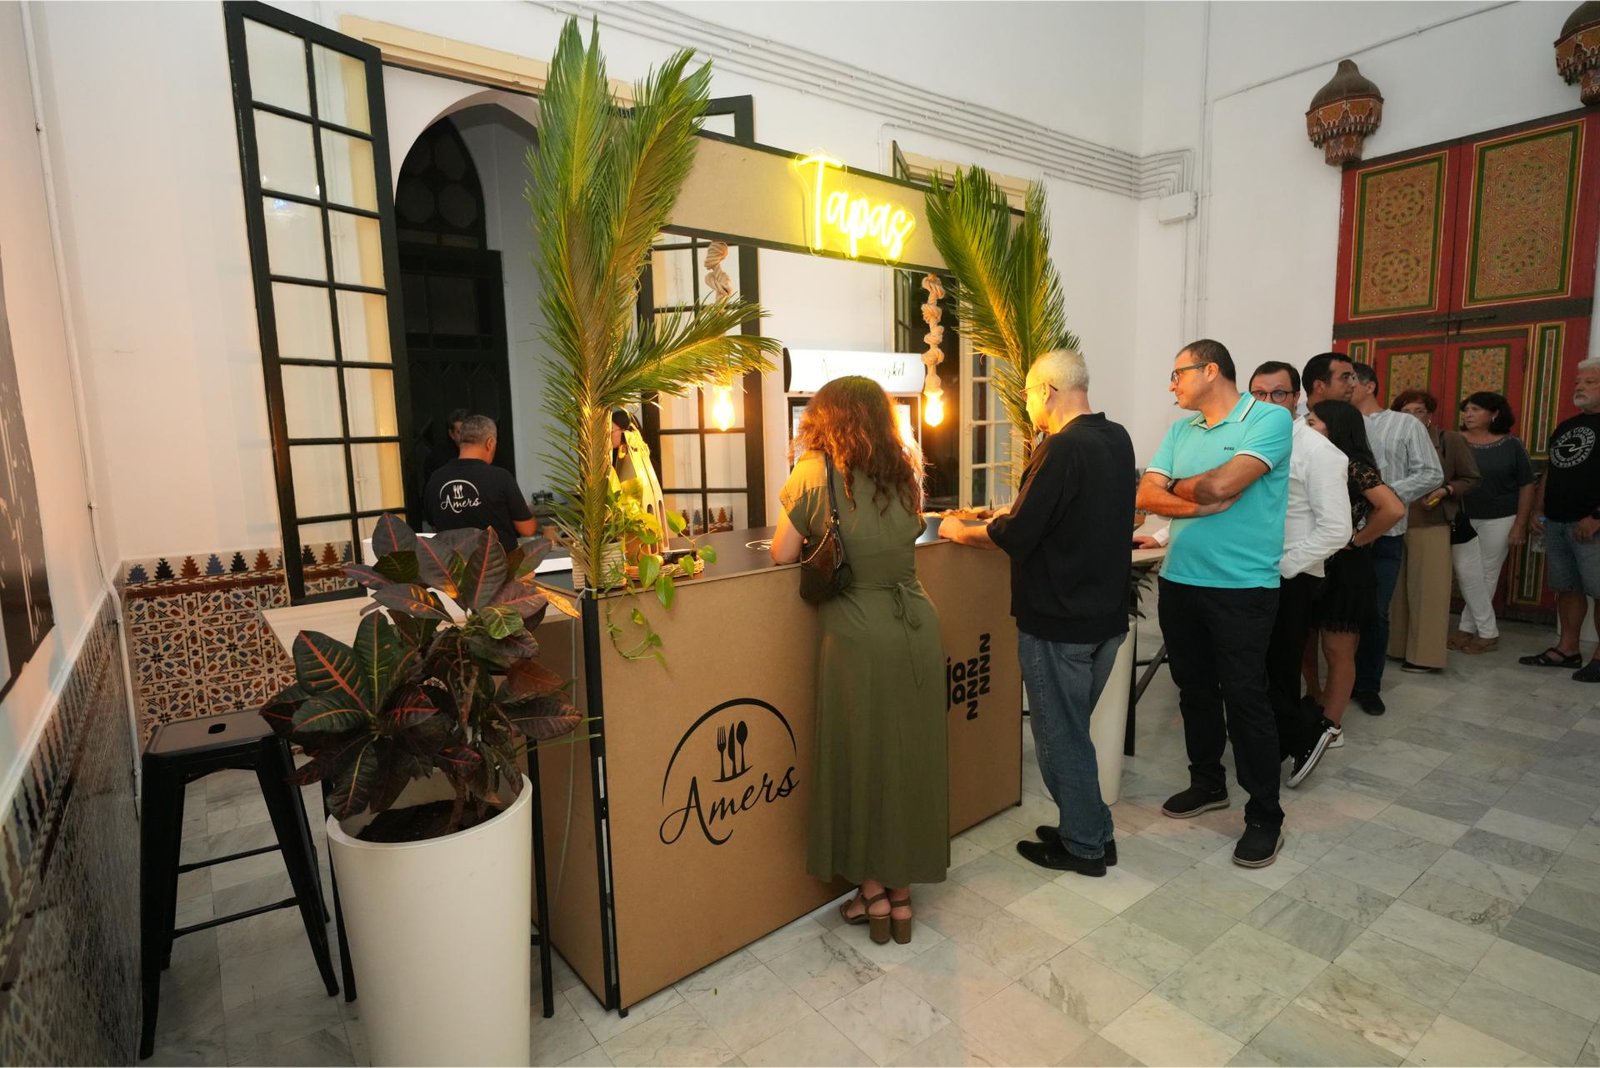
[1127,638,1168,757]
[580,597,621,1013]
[529,743,555,1019]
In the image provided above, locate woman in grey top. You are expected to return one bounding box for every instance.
[1450,391,1537,652]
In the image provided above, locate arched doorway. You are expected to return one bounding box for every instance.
[395,114,517,504]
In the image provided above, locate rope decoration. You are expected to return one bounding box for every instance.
[921,273,946,409]
[703,241,736,302]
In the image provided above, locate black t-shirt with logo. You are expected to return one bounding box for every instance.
[1544,412,1600,522]
[423,458,534,549]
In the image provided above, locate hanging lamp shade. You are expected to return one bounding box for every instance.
[1305,60,1385,166]
[1556,2,1600,106]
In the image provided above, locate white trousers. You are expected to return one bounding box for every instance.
[1452,514,1516,639]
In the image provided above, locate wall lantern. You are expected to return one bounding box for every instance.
[1306,60,1385,166]
[1556,2,1600,107]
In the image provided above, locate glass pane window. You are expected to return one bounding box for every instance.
[312,44,370,132]
[231,8,407,602]
[263,198,326,280]
[255,111,319,198]
[335,291,390,363]
[658,434,702,488]
[245,21,310,114]
[320,129,378,210]
[272,282,334,359]
[281,365,342,438]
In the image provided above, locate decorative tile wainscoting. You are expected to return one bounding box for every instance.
[0,597,138,1064]
[121,543,357,739]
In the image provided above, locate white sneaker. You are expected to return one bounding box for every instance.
[1327,724,1344,749]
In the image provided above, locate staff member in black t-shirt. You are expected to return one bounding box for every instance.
[1521,358,1600,681]
[423,414,538,550]
[939,349,1134,878]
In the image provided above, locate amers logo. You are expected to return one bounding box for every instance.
[659,698,799,847]
[437,479,483,514]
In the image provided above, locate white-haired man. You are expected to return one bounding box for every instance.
[940,349,1134,878]
[1521,357,1600,682]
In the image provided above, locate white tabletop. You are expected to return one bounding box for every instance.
[262,597,372,654]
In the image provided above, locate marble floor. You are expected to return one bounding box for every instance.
[147,615,1600,1067]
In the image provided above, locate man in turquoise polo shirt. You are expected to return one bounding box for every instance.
[1137,340,1292,867]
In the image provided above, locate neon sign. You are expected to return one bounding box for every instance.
[794,154,916,262]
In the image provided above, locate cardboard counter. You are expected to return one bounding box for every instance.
[535,526,1021,1012]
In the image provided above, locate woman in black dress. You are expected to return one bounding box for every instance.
[1303,401,1405,745]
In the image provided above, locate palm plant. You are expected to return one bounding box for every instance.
[526,20,780,594]
[924,169,1078,485]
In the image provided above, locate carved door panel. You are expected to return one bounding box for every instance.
[1450,115,1600,325]
[1335,149,1459,332]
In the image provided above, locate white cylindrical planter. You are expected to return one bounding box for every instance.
[1088,633,1135,805]
[328,775,533,1067]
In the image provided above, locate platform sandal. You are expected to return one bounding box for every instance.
[873,893,913,946]
[839,889,886,927]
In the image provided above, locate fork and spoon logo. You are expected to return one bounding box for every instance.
[659,699,799,847]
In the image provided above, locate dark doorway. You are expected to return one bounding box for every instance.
[395,117,516,511]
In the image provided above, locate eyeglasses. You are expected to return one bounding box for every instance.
[1335,371,1358,383]
[1025,381,1054,397]
[1169,363,1211,384]
[1250,389,1296,402]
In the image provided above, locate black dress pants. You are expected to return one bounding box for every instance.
[1266,572,1322,758]
[1157,577,1284,831]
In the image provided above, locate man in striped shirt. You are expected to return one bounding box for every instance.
[1350,363,1443,715]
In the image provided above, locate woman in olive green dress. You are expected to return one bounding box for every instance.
[770,376,948,945]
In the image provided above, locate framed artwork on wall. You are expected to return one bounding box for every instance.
[0,250,54,699]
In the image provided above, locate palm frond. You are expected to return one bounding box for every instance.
[923,168,1077,486]
[528,18,777,587]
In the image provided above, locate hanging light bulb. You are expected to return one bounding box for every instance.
[922,366,945,427]
[712,385,735,431]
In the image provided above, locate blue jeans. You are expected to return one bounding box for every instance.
[1018,631,1124,860]
[1356,534,1405,693]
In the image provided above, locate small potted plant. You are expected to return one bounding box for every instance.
[261,514,580,1067]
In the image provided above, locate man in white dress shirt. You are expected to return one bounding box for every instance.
[1250,362,1352,787]
[1349,362,1444,714]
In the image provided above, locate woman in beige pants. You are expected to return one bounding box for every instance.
[1388,391,1480,671]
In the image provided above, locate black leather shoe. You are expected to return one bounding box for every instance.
[1352,690,1387,715]
[1233,823,1282,868]
[1035,827,1116,866]
[1016,838,1107,877]
[1161,787,1230,819]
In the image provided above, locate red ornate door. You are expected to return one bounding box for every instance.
[1333,110,1600,618]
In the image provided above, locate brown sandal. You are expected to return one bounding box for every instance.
[873,893,913,946]
[839,890,885,927]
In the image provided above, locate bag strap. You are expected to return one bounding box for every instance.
[822,452,842,522]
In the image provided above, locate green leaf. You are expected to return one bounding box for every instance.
[459,533,510,612]
[370,513,417,557]
[637,553,662,589]
[382,683,438,731]
[491,579,549,619]
[500,659,567,701]
[292,632,366,707]
[630,607,646,626]
[697,545,717,565]
[293,693,368,734]
[342,563,388,589]
[436,744,484,780]
[326,738,380,819]
[665,510,688,535]
[465,629,540,669]
[371,584,451,621]
[480,603,525,640]
[505,693,583,741]
[656,571,675,610]
[353,612,414,712]
[414,536,461,598]
[374,551,420,585]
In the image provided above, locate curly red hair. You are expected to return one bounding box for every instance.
[791,376,923,514]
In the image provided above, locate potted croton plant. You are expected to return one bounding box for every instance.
[261,515,580,1067]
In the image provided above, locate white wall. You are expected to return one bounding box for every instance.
[0,4,117,802]
[30,0,1595,571]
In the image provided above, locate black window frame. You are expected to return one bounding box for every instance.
[224,1,414,602]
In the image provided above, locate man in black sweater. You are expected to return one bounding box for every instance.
[939,349,1134,877]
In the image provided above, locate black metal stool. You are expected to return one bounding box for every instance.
[138,711,338,1058]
